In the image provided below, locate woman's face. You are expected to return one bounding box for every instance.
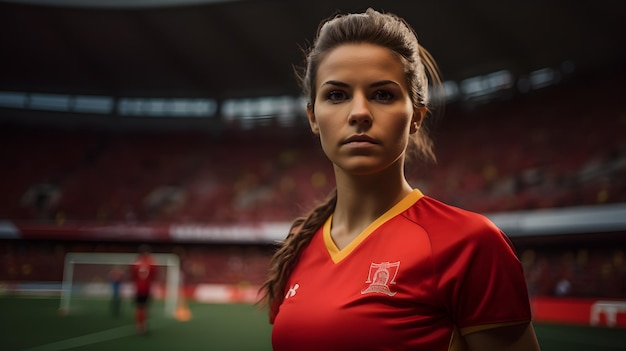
[308,43,421,176]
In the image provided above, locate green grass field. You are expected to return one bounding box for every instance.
[1,295,625,351]
[0,296,272,351]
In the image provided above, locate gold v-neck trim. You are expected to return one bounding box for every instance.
[323,189,424,263]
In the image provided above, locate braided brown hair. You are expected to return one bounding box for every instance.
[258,189,337,311]
[258,8,442,311]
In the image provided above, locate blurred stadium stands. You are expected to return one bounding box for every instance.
[0,69,625,304]
[1,70,624,225]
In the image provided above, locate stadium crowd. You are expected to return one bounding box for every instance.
[1,73,624,225]
[0,69,624,300]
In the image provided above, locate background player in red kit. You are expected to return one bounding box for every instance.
[259,8,541,351]
[131,244,157,334]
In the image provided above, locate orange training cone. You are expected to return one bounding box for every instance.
[174,290,192,321]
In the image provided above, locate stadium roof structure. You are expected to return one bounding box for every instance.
[1,0,625,102]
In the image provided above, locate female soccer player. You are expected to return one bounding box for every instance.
[259,8,541,351]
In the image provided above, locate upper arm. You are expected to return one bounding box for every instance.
[463,322,541,351]
[437,222,532,329]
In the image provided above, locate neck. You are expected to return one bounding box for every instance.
[332,163,413,234]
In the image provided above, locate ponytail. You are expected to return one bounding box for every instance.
[258,189,337,310]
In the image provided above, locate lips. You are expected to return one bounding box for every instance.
[342,134,378,144]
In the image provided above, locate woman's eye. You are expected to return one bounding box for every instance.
[373,90,394,101]
[327,90,347,102]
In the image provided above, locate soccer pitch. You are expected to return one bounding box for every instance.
[0,296,272,351]
[1,296,625,351]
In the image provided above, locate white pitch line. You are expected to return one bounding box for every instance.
[22,322,165,351]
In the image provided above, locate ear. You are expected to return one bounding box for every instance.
[307,103,320,135]
[410,107,427,134]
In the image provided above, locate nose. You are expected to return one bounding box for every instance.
[348,94,372,128]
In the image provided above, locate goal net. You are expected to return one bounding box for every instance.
[59,252,181,317]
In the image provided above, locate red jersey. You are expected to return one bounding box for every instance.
[271,189,531,351]
[131,254,157,296]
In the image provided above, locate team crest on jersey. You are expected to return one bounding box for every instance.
[361,261,400,296]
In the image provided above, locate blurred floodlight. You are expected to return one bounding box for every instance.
[0,91,27,108]
[74,95,114,114]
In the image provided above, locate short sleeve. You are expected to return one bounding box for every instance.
[434,215,532,334]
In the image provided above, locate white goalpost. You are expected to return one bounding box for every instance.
[59,252,181,317]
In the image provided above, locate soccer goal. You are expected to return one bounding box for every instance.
[59,252,181,317]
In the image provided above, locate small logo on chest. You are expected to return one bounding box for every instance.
[361,261,400,296]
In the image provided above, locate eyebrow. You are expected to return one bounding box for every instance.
[320,80,401,88]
